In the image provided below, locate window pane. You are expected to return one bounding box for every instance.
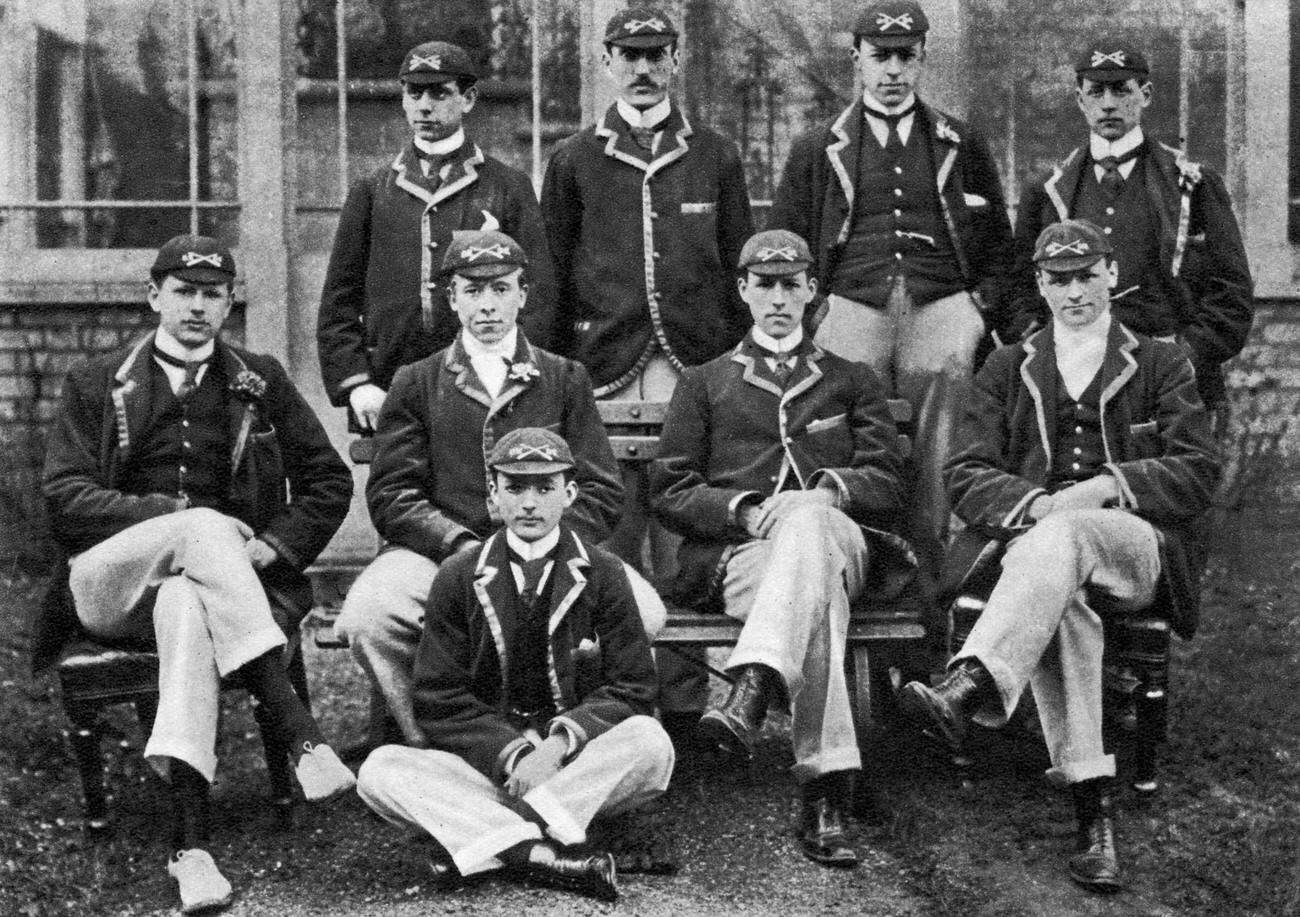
[1,0,239,250]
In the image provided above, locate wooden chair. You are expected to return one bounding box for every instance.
[947,569,1171,795]
[56,625,308,833]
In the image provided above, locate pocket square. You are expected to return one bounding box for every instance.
[681,202,716,214]
[805,413,847,434]
[963,193,988,207]
[1129,420,1159,436]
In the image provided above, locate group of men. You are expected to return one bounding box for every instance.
[35,0,1250,912]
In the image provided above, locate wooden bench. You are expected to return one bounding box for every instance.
[312,398,927,743]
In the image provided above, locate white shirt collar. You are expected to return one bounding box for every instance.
[154,327,214,363]
[413,127,466,158]
[617,97,671,130]
[506,527,561,561]
[1053,310,1112,349]
[752,325,804,355]
[460,326,518,360]
[862,92,917,147]
[1089,127,1143,178]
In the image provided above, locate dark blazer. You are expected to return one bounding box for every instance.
[1011,137,1254,406]
[540,103,754,391]
[317,138,557,404]
[650,333,915,606]
[366,333,622,560]
[770,100,1015,336]
[35,335,352,671]
[411,526,658,780]
[944,321,1222,638]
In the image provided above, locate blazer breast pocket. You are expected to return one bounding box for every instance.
[804,413,847,435]
[1129,421,1159,436]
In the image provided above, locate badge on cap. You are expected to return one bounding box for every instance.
[408,52,442,71]
[876,11,915,31]
[181,251,224,268]
[461,242,511,262]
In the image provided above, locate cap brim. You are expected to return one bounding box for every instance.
[169,267,234,284]
[1036,254,1106,272]
[608,34,677,48]
[401,71,463,85]
[744,260,812,276]
[859,34,924,49]
[1076,68,1146,83]
[490,461,573,475]
[450,262,526,279]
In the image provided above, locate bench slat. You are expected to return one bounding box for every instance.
[596,401,670,425]
[609,435,660,461]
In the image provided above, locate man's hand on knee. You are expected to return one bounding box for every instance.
[741,489,836,539]
[245,538,280,570]
[1042,476,1120,516]
[505,735,568,797]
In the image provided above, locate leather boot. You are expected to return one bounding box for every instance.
[1068,778,1122,892]
[798,771,859,868]
[521,842,618,902]
[898,661,996,747]
[697,664,776,760]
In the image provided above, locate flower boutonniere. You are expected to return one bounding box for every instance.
[935,119,960,145]
[507,361,540,384]
[229,369,267,403]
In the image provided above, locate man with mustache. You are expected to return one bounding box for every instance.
[1010,42,1252,413]
[540,6,755,749]
[770,0,1015,593]
[318,40,556,434]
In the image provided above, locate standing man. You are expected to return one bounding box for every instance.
[40,235,356,913]
[318,40,556,432]
[1011,41,1253,412]
[540,6,756,736]
[901,220,1221,892]
[770,0,1014,583]
[335,230,653,751]
[652,230,915,868]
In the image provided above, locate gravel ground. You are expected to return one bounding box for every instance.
[3,514,1298,916]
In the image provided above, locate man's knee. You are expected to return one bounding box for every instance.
[616,716,675,776]
[336,562,428,645]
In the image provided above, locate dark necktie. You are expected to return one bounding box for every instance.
[413,147,447,188]
[757,346,796,386]
[509,550,553,617]
[864,104,915,153]
[153,346,208,401]
[630,126,657,152]
[1095,146,1140,198]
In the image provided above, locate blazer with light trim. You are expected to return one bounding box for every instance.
[411,525,657,780]
[34,335,352,671]
[317,138,557,404]
[540,103,754,391]
[769,100,1014,336]
[944,321,1221,638]
[650,332,915,608]
[1011,136,1253,407]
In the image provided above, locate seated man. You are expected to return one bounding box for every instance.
[39,235,356,914]
[336,229,658,749]
[358,428,673,902]
[651,229,913,868]
[900,220,1221,892]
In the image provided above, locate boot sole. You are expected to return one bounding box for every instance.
[697,712,754,760]
[897,683,965,748]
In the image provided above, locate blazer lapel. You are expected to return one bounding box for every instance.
[486,335,539,422]
[1019,328,1054,463]
[779,339,824,407]
[472,534,513,687]
[445,337,495,411]
[1096,322,1141,465]
[1044,147,1086,221]
[110,335,158,459]
[730,337,785,399]
[546,530,590,638]
[595,105,654,172]
[825,102,857,242]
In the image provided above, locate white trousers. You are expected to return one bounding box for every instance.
[336,546,667,746]
[68,508,286,781]
[816,280,985,578]
[721,504,870,782]
[953,509,1162,785]
[356,715,674,876]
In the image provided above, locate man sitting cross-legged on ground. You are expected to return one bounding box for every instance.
[900,219,1221,893]
[358,428,673,902]
[39,235,356,914]
[336,229,661,752]
[650,229,916,868]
